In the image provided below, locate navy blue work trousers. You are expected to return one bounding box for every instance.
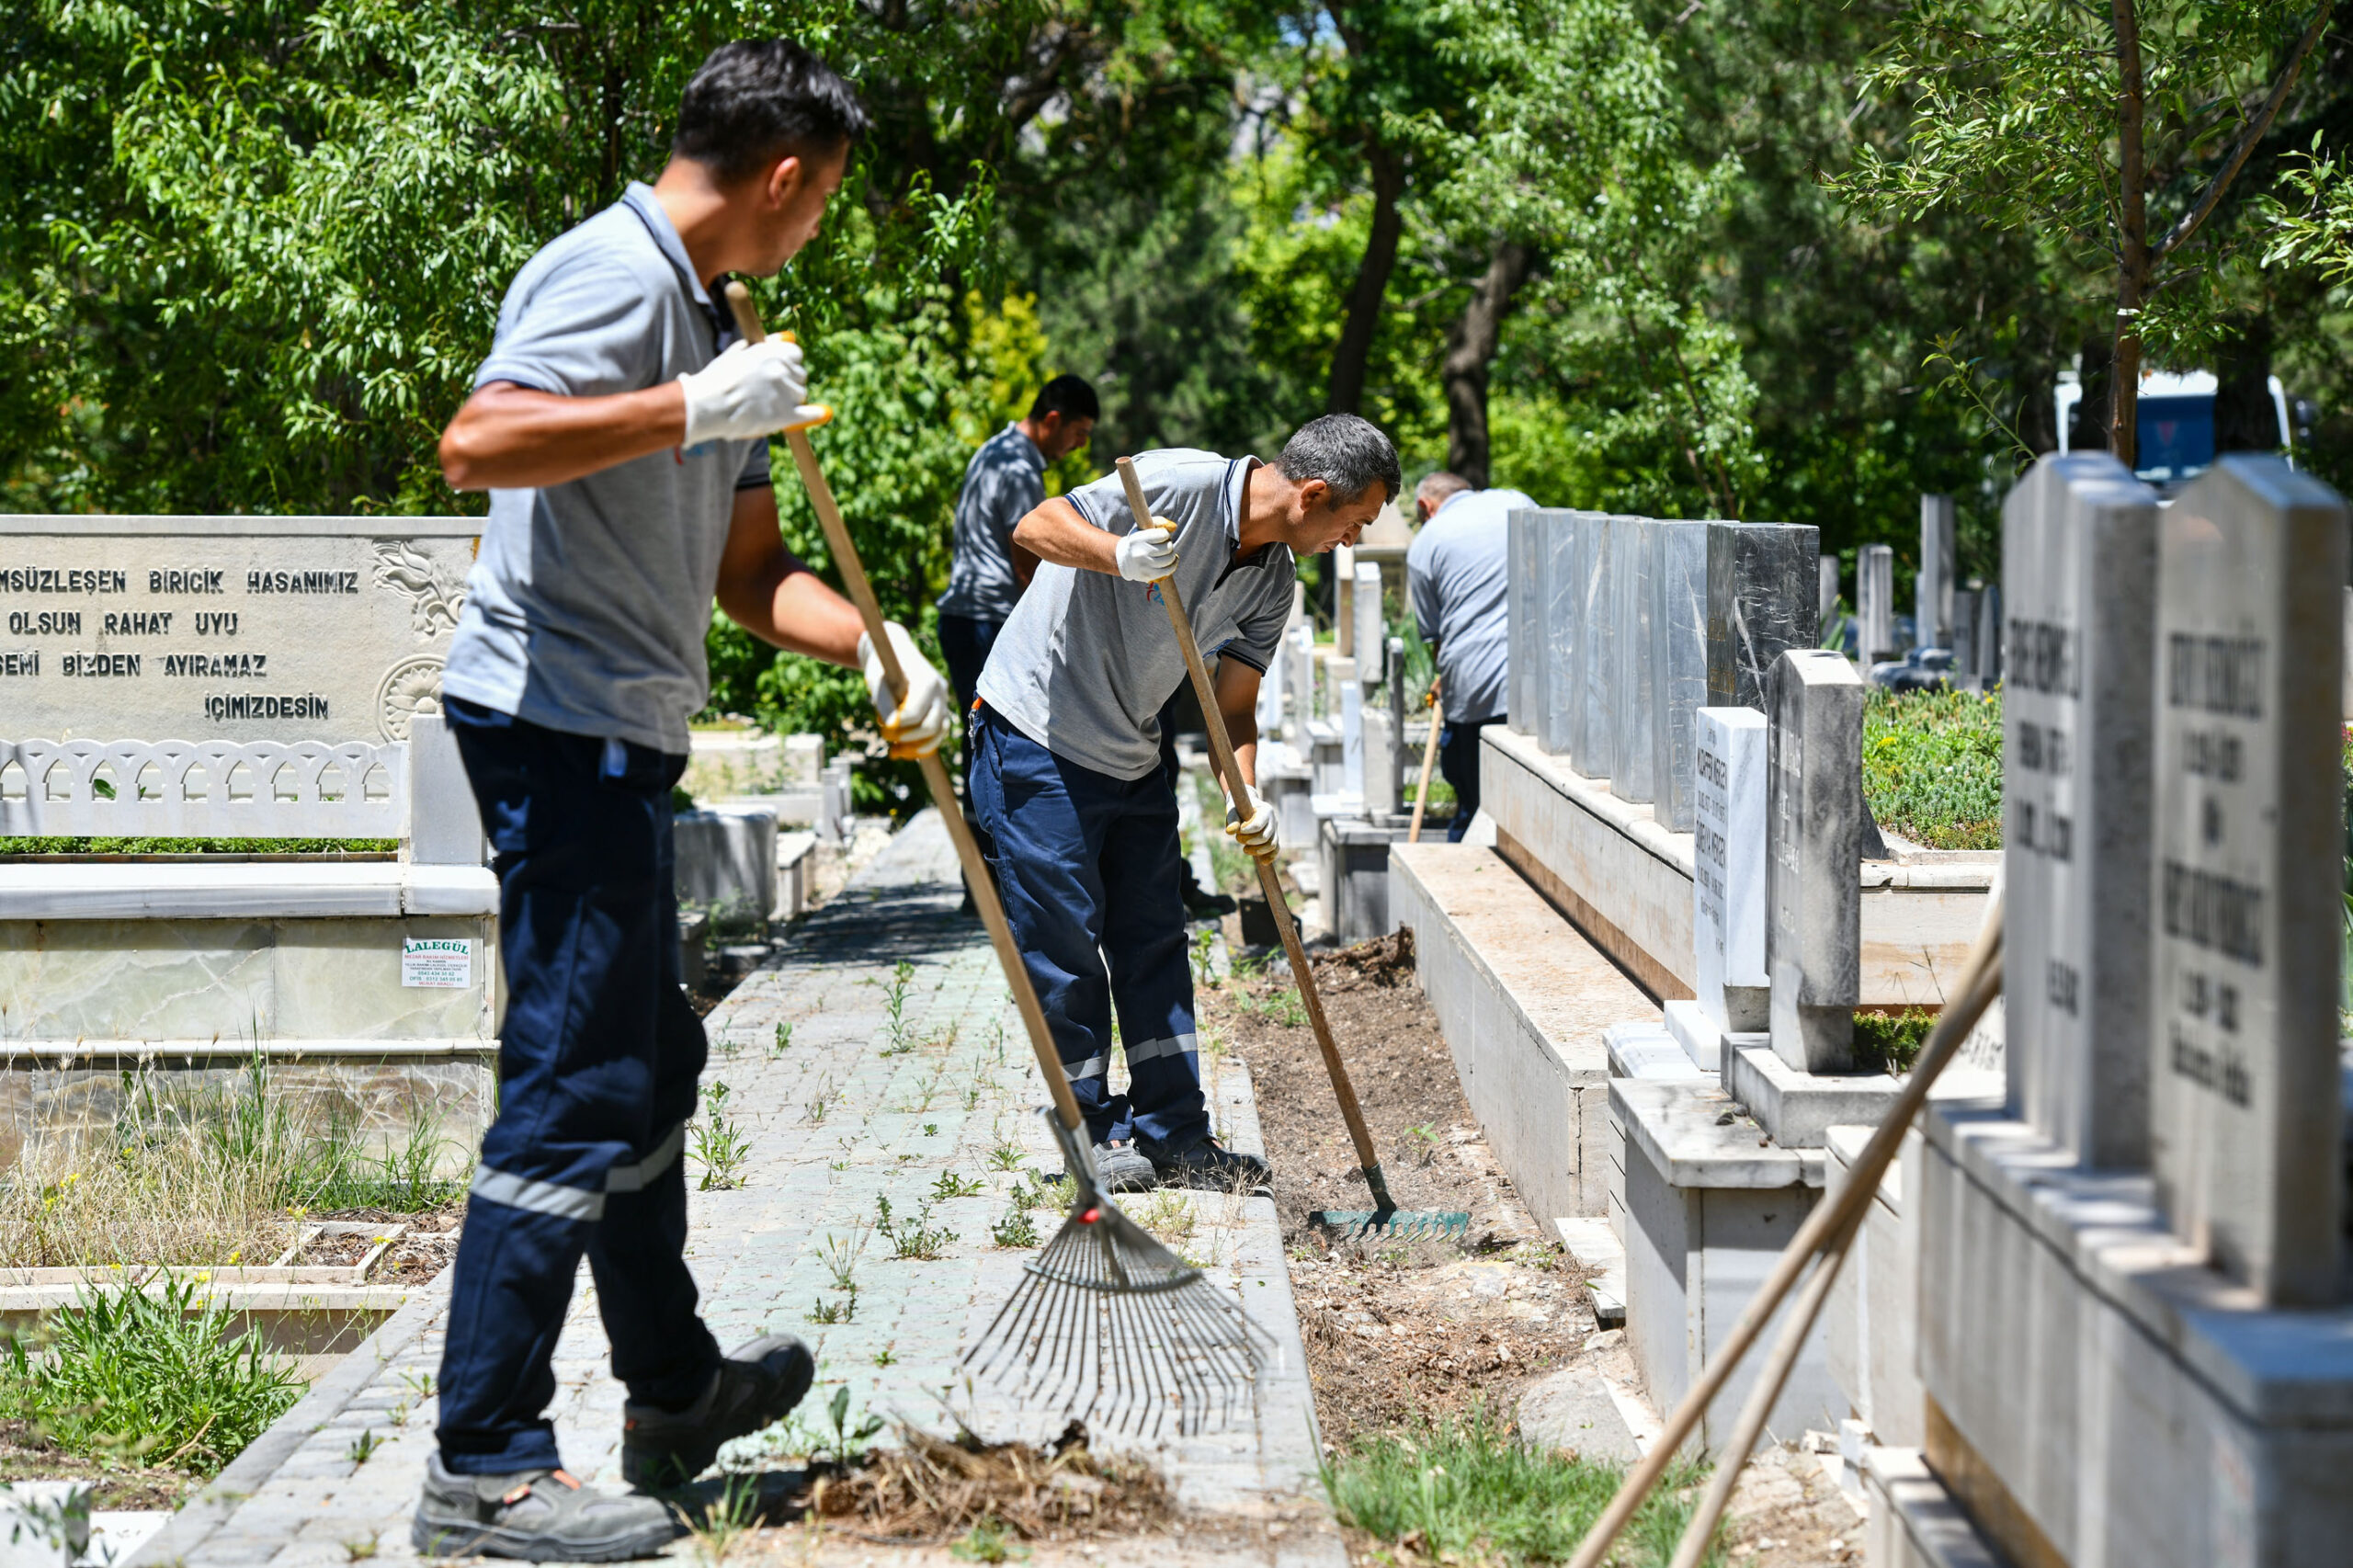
[1438,717,1504,843]
[967,705,1206,1150]
[434,699,720,1476]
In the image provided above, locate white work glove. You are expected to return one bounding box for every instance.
[677,338,821,446]
[859,620,949,759]
[1115,517,1180,583]
[1225,784,1279,864]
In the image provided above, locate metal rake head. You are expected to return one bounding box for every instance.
[961,1110,1272,1438]
[1309,1207,1472,1243]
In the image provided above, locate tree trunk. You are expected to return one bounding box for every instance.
[2108,0,2149,471]
[1326,145,1407,416]
[1441,241,1535,489]
[2071,335,2114,451]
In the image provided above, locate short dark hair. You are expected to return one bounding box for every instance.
[674,40,870,183]
[1273,414,1402,507]
[1416,471,1472,511]
[1028,375,1100,424]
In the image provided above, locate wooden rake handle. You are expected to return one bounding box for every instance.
[1113,457,1394,1210]
[1407,680,1442,844]
[725,281,1085,1136]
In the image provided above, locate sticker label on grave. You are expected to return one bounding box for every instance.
[402,937,474,989]
[0,517,479,744]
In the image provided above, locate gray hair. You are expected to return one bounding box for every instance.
[1416,470,1472,511]
[1273,414,1402,507]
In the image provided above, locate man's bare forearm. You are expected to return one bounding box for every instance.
[718,560,864,667]
[440,381,688,491]
[1009,497,1119,574]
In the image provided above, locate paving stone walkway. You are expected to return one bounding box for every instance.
[131,812,1333,1567]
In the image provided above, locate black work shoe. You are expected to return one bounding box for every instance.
[412,1454,678,1562]
[620,1334,815,1490]
[1140,1134,1271,1191]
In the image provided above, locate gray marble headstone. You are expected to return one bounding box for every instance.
[1536,511,1580,757]
[1507,509,1533,733]
[1353,562,1384,681]
[0,514,477,743]
[1858,544,1895,663]
[1918,494,1957,649]
[1766,650,1863,1073]
[2002,453,2159,1170]
[1975,584,2003,686]
[1648,521,1710,832]
[1951,588,1980,679]
[2150,455,2347,1305]
[1819,556,1841,630]
[1609,517,1657,803]
[1705,522,1823,710]
[1696,706,1769,1030]
[1574,513,1617,778]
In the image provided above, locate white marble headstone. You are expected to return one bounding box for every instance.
[1575,516,1618,779]
[1918,494,1956,649]
[1539,512,1583,757]
[2002,453,2159,1169]
[0,515,477,744]
[1766,650,1864,1073]
[1859,543,1895,664]
[1648,521,1710,833]
[2149,455,2347,1305]
[1696,706,1769,1031]
[1506,509,1535,733]
[1609,517,1657,804]
[1353,562,1383,676]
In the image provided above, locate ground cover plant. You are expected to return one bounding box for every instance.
[1852,1008,1937,1074]
[0,838,398,856]
[1324,1410,1716,1566]
[1861,687,2002,851]
[0,1277,302,1476]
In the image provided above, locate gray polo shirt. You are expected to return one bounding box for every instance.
[977,449,1293,780]
[938,424,1045,623]
[441,182,772,756]
[1408,487,1531,724]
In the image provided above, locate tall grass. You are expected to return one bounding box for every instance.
[0,1054,469,1268]
[1324,1410,1718,1567]
[0,1276,303,1474]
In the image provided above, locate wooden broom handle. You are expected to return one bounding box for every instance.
[726,281,1084,1135]
[1114,457,1393,1208]
[1407,679,1442,844]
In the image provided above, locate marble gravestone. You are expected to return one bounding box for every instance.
[1339,676,1365,800]
[1353,562,1383,681]
[1647,521,1710,833]
[1332,544,1357,658]
[1536,511,1580,757]
[1974,584,2003,686]
[2149,455,2347,1306]
[1918,494,1956,650]
[1506,510,1531,732]
[1574,514,1618,779]
[1609,517,1657,803]
[1766,650,1864,1073]
[1951,587,1980,679]
[2003,453,2160,1170]
[1819,556,1840,629]
[0,514,477,744]
[1694,706,1769,1033]
[1705,522,1822,710]
[1256,629,1286,734]
[1858,544,1895,664]
[1284,624,1314,728]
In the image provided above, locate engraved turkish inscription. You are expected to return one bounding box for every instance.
[0,517,477,743]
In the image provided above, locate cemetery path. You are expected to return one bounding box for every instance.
[131,812,1337,1568]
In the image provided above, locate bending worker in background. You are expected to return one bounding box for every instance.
[426,40,948,1562]
[970,415,1400,1192]
[1406,470,1532,842]
[936,374,1098,715]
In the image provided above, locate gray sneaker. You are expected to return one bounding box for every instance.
[1090,1141,1157,1193]
[412,1454,677,1562]
[620,1334,814,1490]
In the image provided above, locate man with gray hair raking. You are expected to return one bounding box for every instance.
[1407,470,1532,841]
[971,415,1400,1190]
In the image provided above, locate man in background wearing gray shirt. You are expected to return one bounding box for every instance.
[971,415,1399,1190]
[420,41,949,1562]
[937,375,1097,715]
[1407,471,1534,842]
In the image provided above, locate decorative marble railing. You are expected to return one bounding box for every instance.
[0,738,407,839]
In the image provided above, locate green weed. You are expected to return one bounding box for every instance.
[691,1082,751,1190]
[990,1208,1041,1249]
[950,1515,1028,1563]
[930,1171,984,1199]
[1016,1172,1075,1213]
[0,1277,303,1474]
[1323,1409,1717,1566]
[875,1195,955,1260]
[347,1428,381,1464]
[1861,687,2003,850]
[985,1142,1027,1172]
[772,1021,793,1055]
[1853,1007,1937,1074]
[807,1296,854,1324]
[881,960,917,1053]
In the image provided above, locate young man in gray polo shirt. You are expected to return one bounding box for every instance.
[1407,471,1532,842]
[420,41,949,1562]
[971,415,1400,1189]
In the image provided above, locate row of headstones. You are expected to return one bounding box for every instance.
[1503,513,1822,834]
[1838,495,2005,686]
[2005,450,2347,1307]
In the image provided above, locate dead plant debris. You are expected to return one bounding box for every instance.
[807,1423,1172,1545]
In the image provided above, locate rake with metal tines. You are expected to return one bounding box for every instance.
[962,1108,1274,1439]
[721,282,1271,1438]
[1111,457,1471,1247]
